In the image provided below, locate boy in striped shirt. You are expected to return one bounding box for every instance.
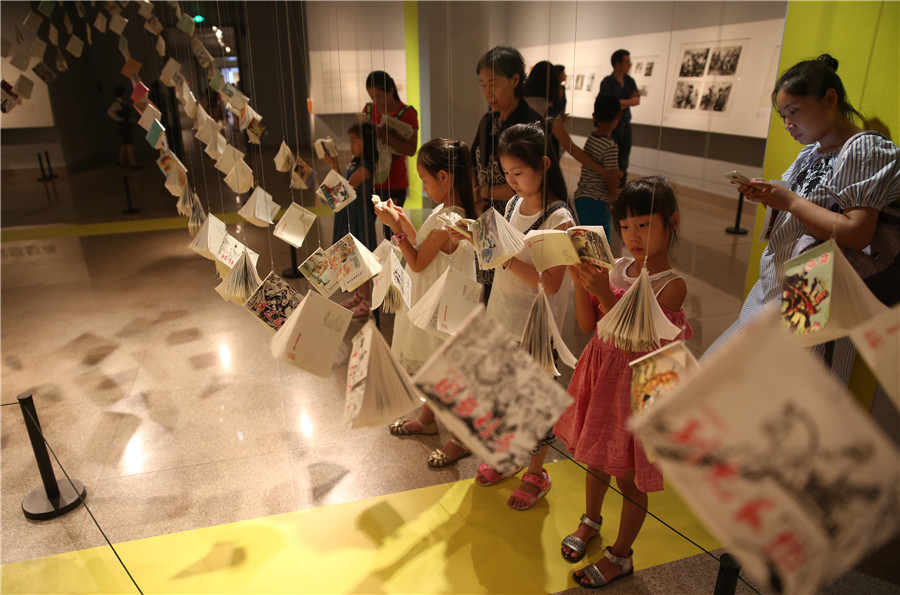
[574,93,622,231]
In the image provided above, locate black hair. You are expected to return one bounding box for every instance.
[365,70,402,103]
[114,85,127,97]
[417,138,478,219]
[611,176,680,247]
[497,123,569,217]
[524,60,562,105]
[348,121,379,170]
[593,93,621,125]
[611,49,630,68]
[772,54,867,126]
[476,46,527,98]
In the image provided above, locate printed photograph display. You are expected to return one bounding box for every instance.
[672,81,699,110]
[678,48,709,77]
[699,82,733,112]
[669,41,744,116]
[708,46,742,76]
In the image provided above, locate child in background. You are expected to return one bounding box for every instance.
[571,93,621,230]
[383,139,478,460]
[554,176,691,587]
[465,122,576,509]
[323,122,378,317]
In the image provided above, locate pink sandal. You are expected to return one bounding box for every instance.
[507,468,551,510]
[474,463,522,486]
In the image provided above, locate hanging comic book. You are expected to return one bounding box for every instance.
[631,311,900,595]
[324,233,381,293]
[214,234,259,274]
[274,140,295,173]
[290,156,314,190]
[299,248,341,297]
[316,169,356,212]
[595,267,682,352]
[780,239,886,346]
[224,160,254,194]
[188,213,227,260]
[238,186,279,227]
[520,285,578,377]
[344,320,423,428]
[472,208,526,270]
[215,247,262,306]
[370,241,411,314]
[629,340,699,415]
[273,202,316,248]
[215,145,245,173]
[313,137,338,159]
[406,266,482,338]
[412,306,572,474]
[270,290,352,379]
[175,184,195,217]
[243,271,302,332]
[523,225,616,272]
[187,200,206,237]
[848,303,900,408]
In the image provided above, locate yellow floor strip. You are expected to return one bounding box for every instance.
[0,207,336,243]
[1,460,718,594]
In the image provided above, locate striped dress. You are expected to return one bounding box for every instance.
[708,131,900,381]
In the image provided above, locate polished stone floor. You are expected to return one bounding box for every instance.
[2,147,897,594]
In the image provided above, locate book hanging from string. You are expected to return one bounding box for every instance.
[215,145,245,174]
[523,225,616,272]
[344,320,423,428]
[224,160,254,194]
[316,169,356,212]
[412,306,572,475]
[406,266,483,338]
[313,137,338,159]
[238,186,279,227]
[243,271,302,332]
[848,303,900,408]
[270,290,352,379]
[273,202,316,248]
[436,210,474,241]
[370,240,410,314]
[631,310,900,595]
[176,184,195,217]
[325,233,382,293]
[472,208,526,270]
[520,285,578,377]
[299,248,340,297]
[188,213,227,260]
[596,267,682,353]
[629,340,699,415]
[274,140,295,173]
[215,247,262,306]
[205,133,227,161]
[187,200,206,237]
[214,234,259,279]
[290,156,314,190]
[780,239,887,346]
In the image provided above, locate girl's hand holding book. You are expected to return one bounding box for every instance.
[572,262,611,299]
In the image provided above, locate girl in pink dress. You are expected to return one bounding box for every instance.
[554,176,692,588]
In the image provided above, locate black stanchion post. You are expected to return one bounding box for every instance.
[17,392,86,520]
[44,150,58,180]
[282,246,302,278]
[726,192,748,235]
[122,175,139,215]
[713,552,742,595]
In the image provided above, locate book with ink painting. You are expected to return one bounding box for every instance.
[243,271,302,332]
[270,289,352,379]
[471,208,526,270]
[344,319,422,428]
[299,248,340,297]
[316,169,356,212]
[412,306,573,474]
[780,239,885,346]
[324,233,382,293]
[523,225,616,272]
[631,311,900,595]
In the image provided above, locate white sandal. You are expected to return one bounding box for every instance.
[573,546,634,589]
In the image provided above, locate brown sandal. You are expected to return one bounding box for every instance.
[427,437,471,468]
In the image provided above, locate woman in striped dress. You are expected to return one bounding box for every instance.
[709,54,900,381]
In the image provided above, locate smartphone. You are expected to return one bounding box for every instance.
[723,170,752,185]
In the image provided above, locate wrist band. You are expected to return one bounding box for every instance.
[391,232,408,246]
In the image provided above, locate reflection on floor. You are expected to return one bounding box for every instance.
[2,155,896,594]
